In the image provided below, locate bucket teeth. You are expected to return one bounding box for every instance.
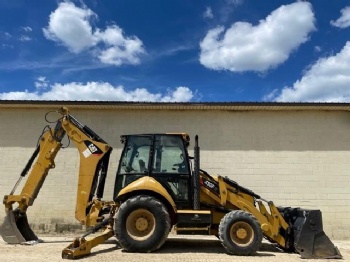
[0,210,38,244]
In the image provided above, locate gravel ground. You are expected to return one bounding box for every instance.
[1,235,349,262]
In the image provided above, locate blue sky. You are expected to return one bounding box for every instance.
[0,0,350,102]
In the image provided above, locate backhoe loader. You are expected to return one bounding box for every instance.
[1,107,342,259]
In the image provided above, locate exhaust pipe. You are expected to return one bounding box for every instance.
[192,135,200,210]
[1,209,38,244]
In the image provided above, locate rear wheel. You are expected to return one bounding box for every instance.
[114,195,171,252]
[219,210,262,255]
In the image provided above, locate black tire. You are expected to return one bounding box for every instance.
[219,210,262,256]
[114,195,171,252]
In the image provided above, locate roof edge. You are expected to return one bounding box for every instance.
[0,100,350,111]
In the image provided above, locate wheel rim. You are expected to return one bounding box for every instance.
[126,209,155,241]
[229,221,254,247]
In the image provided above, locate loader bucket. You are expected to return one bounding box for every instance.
[292,209,342,259]
[1,210,38,244]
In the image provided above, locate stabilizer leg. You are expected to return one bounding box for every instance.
[62,218,115,259]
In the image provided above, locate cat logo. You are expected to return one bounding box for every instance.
[204,180,215,189]
[88,144,98,153]
[82,141,103,158]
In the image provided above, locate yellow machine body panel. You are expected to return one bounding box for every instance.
[116,176,177,211]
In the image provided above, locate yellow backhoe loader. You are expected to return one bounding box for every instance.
[1,107,342,259]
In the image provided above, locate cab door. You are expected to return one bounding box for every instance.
[114,135,152,197]
[151,135,192,209]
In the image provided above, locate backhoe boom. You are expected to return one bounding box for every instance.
[1,107,113,244]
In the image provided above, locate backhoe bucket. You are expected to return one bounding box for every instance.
[1,210,38,244]
[293,209,342,259]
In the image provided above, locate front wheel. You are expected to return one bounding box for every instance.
[114,195,171,252]
[219,210,262,255]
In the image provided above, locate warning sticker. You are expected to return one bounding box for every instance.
[83,148,92,158]
[82,141,103,158]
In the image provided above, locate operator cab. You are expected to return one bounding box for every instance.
[114,133,192,208]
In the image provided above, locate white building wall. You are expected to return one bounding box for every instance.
[0,107,349,239]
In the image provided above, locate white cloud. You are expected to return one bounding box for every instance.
[199,2,315,72]
[1,44,14,50]
[19,26,33,41]
[153,45,194,58]
[262,88,278,102]
[19,35,32,41]
[0,81,194,102]
[225,0,243,6]
[43,1,145,66]
[271,41,350,102]
[43,2,96,53]
[203,7,214,19]
[331,6,350,28]
[35,76,49,89]
[161,87,194,102]
[314,46,322,52]
[1,32,12,40]
[21,26,32,32]
[94,25,145,66]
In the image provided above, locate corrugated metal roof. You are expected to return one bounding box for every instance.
[1,100,350,111]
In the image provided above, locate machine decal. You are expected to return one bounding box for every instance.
[83,141,103,158]
[199,177,220,195]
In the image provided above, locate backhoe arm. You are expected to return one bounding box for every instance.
[4,121,65,213]
[1,107,113,244]
[58,107,113,226]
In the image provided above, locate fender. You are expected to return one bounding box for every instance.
[117,176,176,211]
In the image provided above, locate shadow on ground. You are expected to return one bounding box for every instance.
[157,238,280,256]
[38,236,285,258]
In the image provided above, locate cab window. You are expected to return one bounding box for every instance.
[153,135,189,174]
[119,136,151,174]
